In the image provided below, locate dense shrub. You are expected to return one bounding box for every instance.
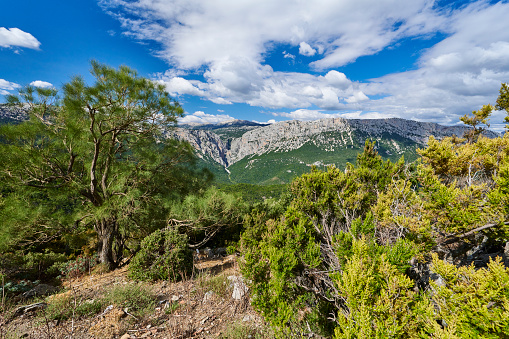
[0,250,67,284]
[240,130,509,338]
[169,187,247,248]
[55,254,99,278]
[241,141,414,337]
[128,228,193,282]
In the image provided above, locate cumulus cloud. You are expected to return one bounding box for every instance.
[0,79,20,95]
[179,111,235,124]
[274,109,342,121]
[100,0,509,128]
[161,77,206,97]
[157,58,358,110]
[283,51,295,59]
[273,109,385,121]
[345,91,369,104]
[30,81,53,88]
[299,42,316,57]
[358,1,509,129]
[0,27,40,49]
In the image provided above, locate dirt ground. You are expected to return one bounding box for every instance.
[0,255,272,339]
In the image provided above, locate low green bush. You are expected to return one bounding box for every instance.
[104,283,156,317]
[128,228,193,282]
[198,274,231,299]
[54,254,99,278]
[44,296,104,321]
[219,321,273,339]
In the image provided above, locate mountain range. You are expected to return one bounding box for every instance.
[0,104,497,185]
[169,118,495,185]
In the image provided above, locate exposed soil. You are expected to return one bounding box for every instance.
[1,255,272,339]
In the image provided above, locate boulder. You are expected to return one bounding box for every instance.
[228,275,248,300]
[21,284,59,299]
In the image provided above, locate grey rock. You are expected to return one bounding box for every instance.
[167,118,498,169]
[203,290,214,302]
[21,284,59,299]
[12,302,47,318]
[204,247,214,259]
[228,275,249,300]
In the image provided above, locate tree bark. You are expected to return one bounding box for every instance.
[96,218,117,269]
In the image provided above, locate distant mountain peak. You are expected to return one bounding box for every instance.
[168,117,500,175]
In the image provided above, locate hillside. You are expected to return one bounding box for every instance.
[170,118,497,185]
[1,255,271,338]
[0,104,498,185]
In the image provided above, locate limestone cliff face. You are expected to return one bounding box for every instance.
[171,118,491,168]
[0,104,28,122]
[168,128,230,167]
[227,119,351,164]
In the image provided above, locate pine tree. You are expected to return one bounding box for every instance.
[0,62,210,268]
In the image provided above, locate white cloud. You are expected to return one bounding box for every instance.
[283,51,295,59]
[299,42,316,56]
[101,0,509,128]
[359,1,509,128]
[157,57,358,110]
[273,109,386,121]
[252,118,277,124]
[0,79,20,95]
[160,77,206,97]
[179,111,235,124]
[345,91,369,104]
[101,0,443,69]
[273,109,342,121]
[0,27,40,49]
[30,80,53,88]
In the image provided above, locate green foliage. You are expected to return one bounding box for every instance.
[55,254,99,278]
[225,131,418,185]
[1,280,40,298]
[240,141,417,336]
[495,83,509,129]
[0,61,209,268]
[460,104,493,142]
[241,122,509,337]
[44,296,104,321]
[103,283,156,317]
[333,238,428,338]
[169,187,247,248]
[418,133,509,237]
[425,254,509,338]
[217,183,288,205]
[0,250,67,284]
[128,228,193,282]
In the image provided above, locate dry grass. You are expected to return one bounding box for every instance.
[0,255,272,339]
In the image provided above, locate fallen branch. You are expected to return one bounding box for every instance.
[443,221,509,245]
[8,302,47,322]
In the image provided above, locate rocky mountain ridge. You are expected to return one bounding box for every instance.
[0,104,498,177]
[168,117,491,168]
[0,104,28,123]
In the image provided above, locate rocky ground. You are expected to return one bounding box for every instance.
[0,255,273,339]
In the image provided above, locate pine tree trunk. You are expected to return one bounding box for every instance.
[96,218,116,269]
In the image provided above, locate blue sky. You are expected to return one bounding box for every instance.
[1,0,508,130]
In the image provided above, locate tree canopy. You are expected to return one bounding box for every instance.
[0,61,210,268]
